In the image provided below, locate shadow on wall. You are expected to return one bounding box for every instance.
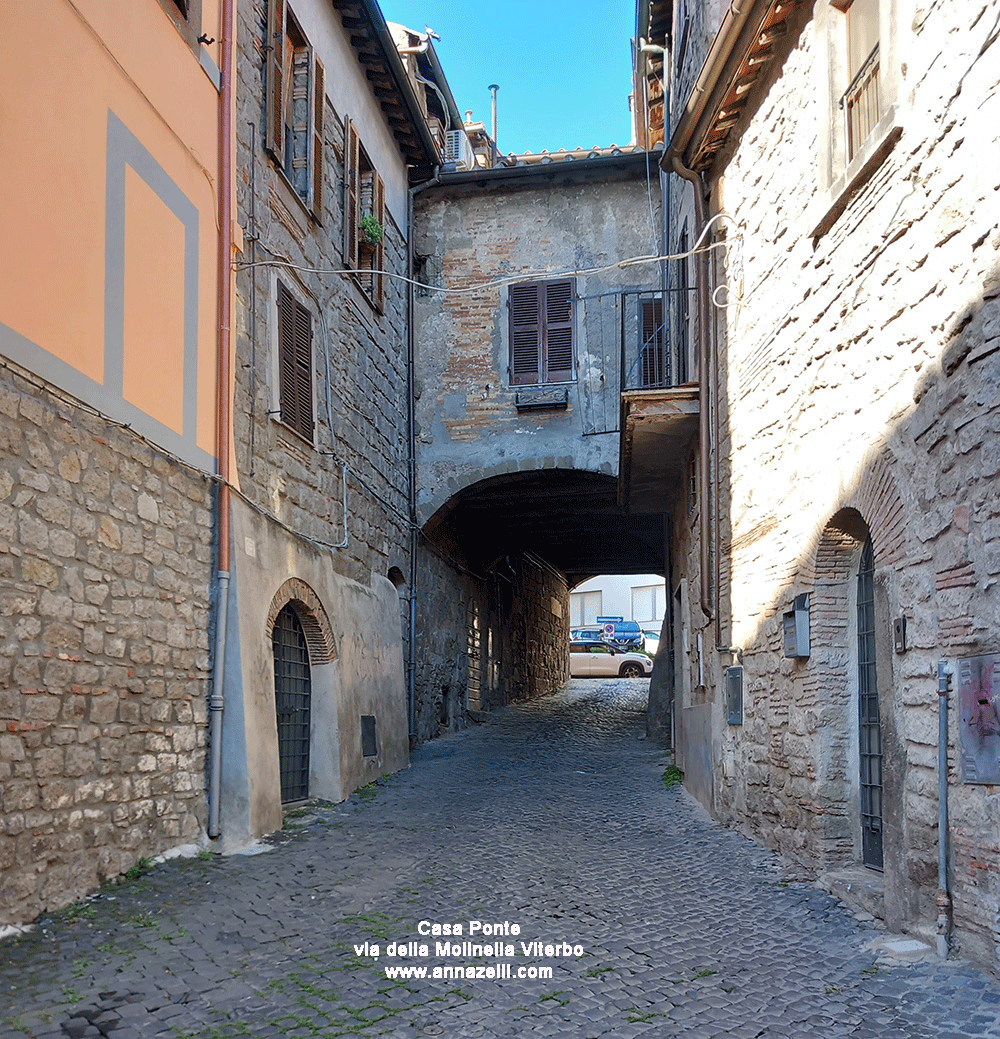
[698,253,1000,958]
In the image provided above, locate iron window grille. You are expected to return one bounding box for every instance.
[273,604,311,803]
[857,538,884,870]
[842,44,880,161]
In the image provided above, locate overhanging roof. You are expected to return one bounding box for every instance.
[329,0,440,175]
[664,0,801,174]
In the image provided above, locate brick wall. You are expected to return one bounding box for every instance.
[0,366,212,923]
[680,0,1000,965]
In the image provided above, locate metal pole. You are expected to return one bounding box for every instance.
[936,660,952,958]
[489,84,499,158]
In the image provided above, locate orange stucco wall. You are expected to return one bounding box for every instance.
[0,0,221,464]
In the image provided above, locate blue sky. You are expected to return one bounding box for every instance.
[379,0,637,156]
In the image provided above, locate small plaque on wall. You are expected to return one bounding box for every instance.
[958,654,1000,784]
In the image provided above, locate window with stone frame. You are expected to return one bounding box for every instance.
[840,0,881,160]
[344,118,385,311]
[266,0,325,218]
[508,278,576,386]
[810,0,902,236]
[275,280,315,442]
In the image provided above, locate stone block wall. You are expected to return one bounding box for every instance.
[234,0,411,590]
[0,366,212,924]
[412,548,482,743]
[500,555,570,705]
[677,0,1000,965]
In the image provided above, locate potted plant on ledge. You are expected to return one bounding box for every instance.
[359,214,383,250]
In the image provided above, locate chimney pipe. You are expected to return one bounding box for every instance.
[489,83,499,152]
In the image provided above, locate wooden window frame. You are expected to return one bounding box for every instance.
[344,118,385,311]
[266,0,325,220]
[508,278,576,387]
[275,280,315,443]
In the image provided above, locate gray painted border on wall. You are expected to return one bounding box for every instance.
[105,109,200,446]
[0,110,213,473]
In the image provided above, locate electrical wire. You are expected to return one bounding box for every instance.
[235,221,740,300]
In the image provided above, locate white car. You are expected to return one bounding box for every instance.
[642,629,660,656]
[569,640,653,679]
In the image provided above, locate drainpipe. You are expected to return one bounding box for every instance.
[936,661,952,958]
[406,167,440,739]
[208,0,235,840]
[671,156,712,620]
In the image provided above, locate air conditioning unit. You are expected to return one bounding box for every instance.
[445,129,475,170]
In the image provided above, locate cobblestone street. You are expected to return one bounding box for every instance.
[3,681,1000,1039]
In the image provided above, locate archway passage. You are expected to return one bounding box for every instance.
[415,469,667,722]
[272,604,312,803]
[424,469,665,584]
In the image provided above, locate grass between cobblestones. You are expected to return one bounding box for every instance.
[9,687,1000,1039]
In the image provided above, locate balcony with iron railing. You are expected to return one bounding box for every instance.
[613,289,700,514]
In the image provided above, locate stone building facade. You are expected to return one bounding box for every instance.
[410,155,669,729]
[0,0,224,923]
[221,0,448,844]
[646,0,1000,970]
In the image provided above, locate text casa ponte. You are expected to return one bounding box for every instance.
[353,919,585,959]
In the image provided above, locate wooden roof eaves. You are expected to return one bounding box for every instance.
[663,0,800,176]
[328,0,440,171]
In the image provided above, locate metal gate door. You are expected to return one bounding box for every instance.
[466,600,482,711]
[857,539,883,869]
[273,604,311,803]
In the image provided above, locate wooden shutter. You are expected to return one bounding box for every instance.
[277,281,296,426]
[640,296,664,387]
[544,279,575,382]
[311,58,325,221]
[373,171,385,309]
[266,0,286,166]
[509,283,542,385]
[277,281,314,440]
[292,296,314,438]
[344,119,359,269]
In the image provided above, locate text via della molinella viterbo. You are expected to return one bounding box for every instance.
[352,919,585,982]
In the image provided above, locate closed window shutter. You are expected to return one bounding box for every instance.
[373,171,385,310]
[509,283,541,385]
[266,0,286,166]
[311,59,325,221]
[344,119,359,269]
[292,297,314,438]
[543,278,574,382]
[277,282,296,427]
[277,282,314,440]
[640,296,664,386]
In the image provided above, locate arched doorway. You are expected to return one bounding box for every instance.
[857,537,883,869]
[272,603,311,803]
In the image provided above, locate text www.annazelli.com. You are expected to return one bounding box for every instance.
[384,963,553,981]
